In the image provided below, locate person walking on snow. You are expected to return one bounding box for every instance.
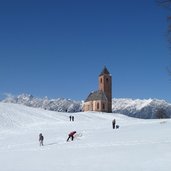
[39,133,44,146]
[112,119,116,129]
[66,131,77,142]
[69,115,72,121]
[72,116,74,121]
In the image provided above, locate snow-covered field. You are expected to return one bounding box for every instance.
[0,102,171,171]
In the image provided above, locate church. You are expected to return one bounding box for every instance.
[83,66,112,113]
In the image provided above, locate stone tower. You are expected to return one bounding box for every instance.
[98,66,112,112]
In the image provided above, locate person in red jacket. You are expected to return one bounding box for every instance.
[66,131,77,142]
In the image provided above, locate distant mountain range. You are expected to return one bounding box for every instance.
[2,94,82,113]
[2,94,171,119]
[112,98,171,119]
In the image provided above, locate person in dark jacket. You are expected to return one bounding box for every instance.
[69,115,72,121]
[66,131,77,141]
[39,133,44,146]
[112,119,116,129]
[72,116,74,121]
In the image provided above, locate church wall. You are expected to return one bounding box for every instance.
[83,101,93,111]
[84,100,108,112]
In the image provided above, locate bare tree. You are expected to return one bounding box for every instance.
[157,0,171,73]
[155,108,169,118]
[157,0,171,41]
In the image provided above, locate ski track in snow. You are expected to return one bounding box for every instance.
[0,138,170,154]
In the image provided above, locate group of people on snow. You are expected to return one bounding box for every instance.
[69,115,75,121]
[39,130,77,146]
[39,116,118,146]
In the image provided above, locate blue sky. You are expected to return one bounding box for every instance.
[0,0,171,102]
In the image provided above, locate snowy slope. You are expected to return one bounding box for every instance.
[0,102,171,171]
[0,102,69,130]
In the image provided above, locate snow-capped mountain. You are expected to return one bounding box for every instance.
[2,94,82,113]
[112,98,171,119]
[2,94,171,119]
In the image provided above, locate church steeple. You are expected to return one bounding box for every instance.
[99,66,110,76]
[98,66,112,112]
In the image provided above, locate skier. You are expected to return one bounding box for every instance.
[66,131,77,142]
[39,133,44,146]
[112,119,116,129]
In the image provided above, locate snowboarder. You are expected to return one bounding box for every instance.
[66,131,77,142]
[39,133,44,146]
[112,119,116,129]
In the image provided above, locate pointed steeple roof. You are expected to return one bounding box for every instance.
[99,66,110,76]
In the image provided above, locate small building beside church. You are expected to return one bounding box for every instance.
[83,66,112,113]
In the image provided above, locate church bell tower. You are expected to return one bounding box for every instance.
[98,66,112,112]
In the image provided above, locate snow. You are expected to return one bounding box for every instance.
[0,102,171,171]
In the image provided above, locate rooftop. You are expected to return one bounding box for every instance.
[85,90,108,102]
[99,66,110,76]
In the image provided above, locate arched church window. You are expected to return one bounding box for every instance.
[102,103,105,109]
[100,78,102,83]
[106,78,108,82]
